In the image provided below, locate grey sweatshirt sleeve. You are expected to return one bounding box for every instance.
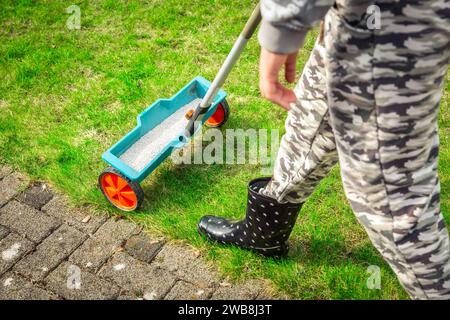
[258,0,334,54]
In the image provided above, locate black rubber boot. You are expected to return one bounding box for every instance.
[197,177,302,257]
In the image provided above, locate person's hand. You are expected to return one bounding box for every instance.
[259,47,298,111]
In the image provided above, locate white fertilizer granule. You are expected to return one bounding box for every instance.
[119,98,202,172]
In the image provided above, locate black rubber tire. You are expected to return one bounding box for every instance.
[98,166,144,212]
[205,99,230,128]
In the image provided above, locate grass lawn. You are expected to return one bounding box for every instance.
[1,0,448,299]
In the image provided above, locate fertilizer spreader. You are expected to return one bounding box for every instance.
[99,4,261,211]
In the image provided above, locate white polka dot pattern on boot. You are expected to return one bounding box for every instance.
[199,179,301,256]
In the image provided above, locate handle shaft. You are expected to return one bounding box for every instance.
[185,3,261,137]
[242,2,262,40]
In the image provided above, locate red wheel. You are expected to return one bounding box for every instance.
[99,167,143,211]
[205,99,230,128]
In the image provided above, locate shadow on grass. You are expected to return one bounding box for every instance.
[137,162,382,269]
[138,161,241,213]
[286,235,384,268]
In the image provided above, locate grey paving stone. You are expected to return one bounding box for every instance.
[211,279,266,300]
[15,225,86,281]
[0,272,58,300]
[98,251,176,299]
[69,219,140,272]
[41,196,107,235]
[0,225,9,240]
[16,182,53,210]
[154,244,218,287]
[165,280,214,300]
[0,172,29,207]
[0,233,34,277]
[0,200,60,243]
[0,165,13,180]
[45,262,120,300]
[125,233,164,263]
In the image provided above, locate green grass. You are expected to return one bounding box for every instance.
[0,0,448,300]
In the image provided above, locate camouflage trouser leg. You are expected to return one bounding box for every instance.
[262,41,339,203]
[324,2,450,299]
[263,2,450,300]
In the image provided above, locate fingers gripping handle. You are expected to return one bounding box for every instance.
[184,3,262,137]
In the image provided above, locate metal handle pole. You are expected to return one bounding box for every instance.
[185,2,261,137]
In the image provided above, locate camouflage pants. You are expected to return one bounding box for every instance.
[262,4,450,299]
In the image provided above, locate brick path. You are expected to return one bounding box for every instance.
[0,165,272,300]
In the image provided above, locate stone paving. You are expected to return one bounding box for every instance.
[0,165,272,300]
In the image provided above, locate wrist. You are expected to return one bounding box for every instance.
[257,20,308,54]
